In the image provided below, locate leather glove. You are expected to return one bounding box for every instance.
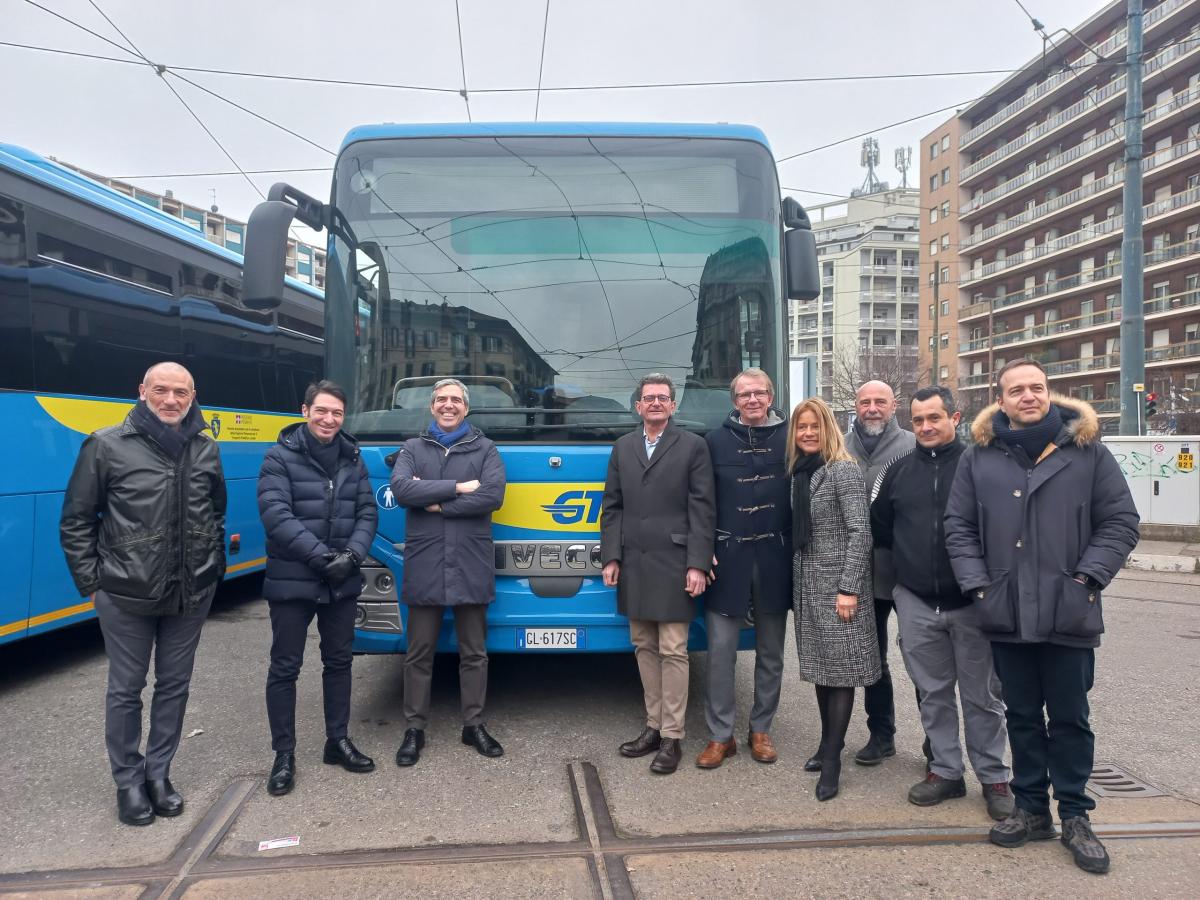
[322,550,360,584]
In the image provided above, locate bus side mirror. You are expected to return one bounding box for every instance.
[242,200,295,310]
[782,196,820,301]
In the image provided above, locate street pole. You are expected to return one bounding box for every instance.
[1119,0,1145,435]
[932,273,940,383]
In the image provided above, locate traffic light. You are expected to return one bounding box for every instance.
[1145,392,1158,417]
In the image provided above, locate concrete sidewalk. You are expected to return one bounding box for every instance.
[1125,539,1200,574]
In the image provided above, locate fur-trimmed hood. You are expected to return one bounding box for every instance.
[969,393,1101,448]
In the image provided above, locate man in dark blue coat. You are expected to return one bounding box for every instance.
[946,359,1139,875]
[696,368,791,770]
[258,380,378,796]
[389,378,507,766]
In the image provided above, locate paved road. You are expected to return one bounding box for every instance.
[1,570,1197,898]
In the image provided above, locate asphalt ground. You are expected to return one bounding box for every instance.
[1,569,1198,898]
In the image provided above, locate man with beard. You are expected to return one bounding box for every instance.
[843,380,915,767]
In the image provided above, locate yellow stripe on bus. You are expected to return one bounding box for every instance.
[226,556,267,574]
[0,599,95,637]
[34,397,301,442]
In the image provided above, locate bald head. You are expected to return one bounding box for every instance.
[854,380,897,435]
[139,362,196,428]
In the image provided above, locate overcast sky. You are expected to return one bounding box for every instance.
[6,0,1108,229]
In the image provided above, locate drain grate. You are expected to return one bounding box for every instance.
[1086,763,1165,798]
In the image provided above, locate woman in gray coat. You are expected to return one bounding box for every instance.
[788,397,880,801]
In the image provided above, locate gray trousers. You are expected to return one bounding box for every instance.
[704,609,788,742]
[893,585,1009,783]
[403,604,488,730]
[94,589,212,789]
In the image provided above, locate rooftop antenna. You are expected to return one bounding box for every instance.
[857,137,885,195]
[894,146,912,189]
[209,189,218,214]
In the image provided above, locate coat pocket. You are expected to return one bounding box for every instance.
[188,528,224,591]
[971,570,1017,634]
[1053,570,1104,638]
[99,533,168,600]
[670,533,687,546]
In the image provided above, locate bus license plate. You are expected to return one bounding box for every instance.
[519,628,584,650]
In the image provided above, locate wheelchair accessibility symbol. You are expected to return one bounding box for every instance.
[376,484,397,509]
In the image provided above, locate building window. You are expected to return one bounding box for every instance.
[939,365,949,380]
[941,234,950,251]
[930,143,939,160]
[941,135,950,152]
[940,266,949,283]
[930,208,938,224]
[941,200,950,217]
[930,240,938,256]
[941,299,949,316]
[928,336,935,350]
[930,174,938,192]
[940,333,949,348]
[928,303,935,320]
[941,167,950,186]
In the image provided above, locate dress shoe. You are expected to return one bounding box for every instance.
[145,778,183,817]
[815,757,842,801]
[749,731,778,764]
[695,738,737,769]
[267,752,295,796]
[853,734,896,766]
[618,727,661,758]
[116,784,155,826]
[462,724,504,758]
[907,772,967,807]
[323,736,376,773]
[649,738,682,774]
[395,728,425,767]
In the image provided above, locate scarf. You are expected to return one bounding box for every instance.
[430,420,471,448]
[992,403,1063,464]
[791,452,825,552]
[129,399,206,461]
[853,418,884,457]
[301,425,342,477]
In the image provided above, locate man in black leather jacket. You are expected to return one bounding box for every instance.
[61,362,226,827]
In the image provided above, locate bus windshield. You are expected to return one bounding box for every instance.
[327,135,784,442]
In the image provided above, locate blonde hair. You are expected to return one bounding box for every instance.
[785,397,853,472]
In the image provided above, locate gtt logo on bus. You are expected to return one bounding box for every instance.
[541,490,604,525]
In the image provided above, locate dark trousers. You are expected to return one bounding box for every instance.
[265,596,356,753]
[862,594,897,740]
[403,604,489,730]
[990,641,1097,820]
[95,589,212,789]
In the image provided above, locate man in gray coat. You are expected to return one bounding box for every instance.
[60,362,225,827]
[389,378,507,766]
[843,380,915,766]
[601,373,715,775]
[946,359,1139,875]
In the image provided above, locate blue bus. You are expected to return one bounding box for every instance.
[240,123,819,653]
[0,144,324,644]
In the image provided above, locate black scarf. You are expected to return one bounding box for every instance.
[130,400,206,461]
[992,403,1063,464]
[302,426,343,477]
[853,418,884,457]
[791,452,825,552]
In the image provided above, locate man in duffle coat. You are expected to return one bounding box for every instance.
[601,373,716,775]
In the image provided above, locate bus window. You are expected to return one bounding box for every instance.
[0,194,34,391]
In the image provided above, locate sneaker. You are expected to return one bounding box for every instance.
[983,782,1016,821]
[853,735,896,766]
[988,807,1057,848]
[907,772,967,807]
[1061,816,1110,874]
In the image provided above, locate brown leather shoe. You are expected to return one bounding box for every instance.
[749,731,778,764]
[695,738,737,769]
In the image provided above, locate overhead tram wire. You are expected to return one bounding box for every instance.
[534,0,551,121]
[454,0,472,122]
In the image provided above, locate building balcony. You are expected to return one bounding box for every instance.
[860,264,899,275]
[958,0,1190,149]
[962,184,1200,286]
[958,237,1200,323]
[821,275,834,286]
[859,318,897,328]
[900,318,920,328]
[960,135,1200,252]
[959,32,1200,184]
[960,338,1200,392]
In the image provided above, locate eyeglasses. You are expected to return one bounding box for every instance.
[734,390,771,401]
[638,394,673,404]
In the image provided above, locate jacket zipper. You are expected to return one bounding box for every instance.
[931,450,941,600]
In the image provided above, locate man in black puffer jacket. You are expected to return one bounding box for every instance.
[258,380,378,796]
[61,362,225,827]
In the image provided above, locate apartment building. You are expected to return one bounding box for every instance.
[54,160,327,290]
[921,0,1200,431]
[790,190,922,413]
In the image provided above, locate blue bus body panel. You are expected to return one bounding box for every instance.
[353,443,752,654]
[340,122,772,154]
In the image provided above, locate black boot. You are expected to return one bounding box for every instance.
[649,738,682,774]
[395,728,425,767]
[619,727,661,758]
[462,724,504,758]
[805,686,832,772]
[814,685,853,802]
[145,778,183,816]
[116,784,155,826]
[816,756,842,801]
[267,752,295,796]
[323,737,375,772]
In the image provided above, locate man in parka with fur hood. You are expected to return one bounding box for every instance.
[945,359,1138,875]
